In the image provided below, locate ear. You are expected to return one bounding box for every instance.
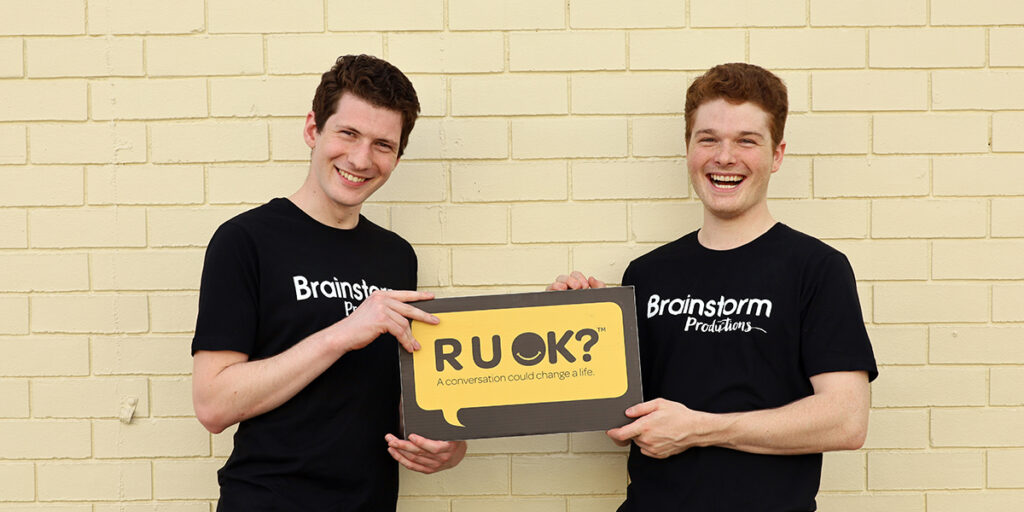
[771,140,786,174]
[303,111,318,149]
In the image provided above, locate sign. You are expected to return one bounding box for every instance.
[399,287,642,440]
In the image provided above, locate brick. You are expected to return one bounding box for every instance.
[147,36,263,76]
[32,295,148,334]
[211,76,318,117]
[269,117,310,161]
[935,71,1024,110]
[993,199,1024,238]
[989,450,1024,487]
[0,38,19,76]
[512,203,626,243]
[871,199,987,239]
[812,71,926,111]
[994,112,1024,152]
[0,167,83,206]
[992,368,1024,408]
[869,451,983,490]
[864,326,927,365]
[453,247,568,286]
[408,75,445,118]
[569,497,628,512]
[94,505,210,512]
[632,117,684,157]
[779,72,811,113]
[469,434,567,454]
[510,32,625,71]
[814,157,928,198]
[572,160,687,200]
[29,207,146,248]
[875,284,989,324]
[0,0,84,35]
[856,283,872,323]
[993,284,1024,321]
[869,28,984,68]
[30,123,146,164]
[0,125,25,163]
[393,205,507,245]
[933,408,1024,447]
[934,241,1024,280]
[328,0,442,31]
[91,79,207,120]
[863,408,928,449]
[750,29,864,69]
[148,207,245,247]
[512,118,626,159]
[208,0,321,33]
[266,34,381,74]
[935,156,1024,196]
[453,498,565,512]
[397,499,449,512]
[816,493,924,512]
[0,505,92,511]
[369,163,446,203]
[413,246,450,288]
[928,491,1024,512]
[151,121,268,163]
[0,81,87,121]
[571,431,629,453]
[0,380,28,417]
[874,113,988,154]
[95,418,209,457]
[450,0,563,29]
[451,161,567,203]
[932,0,1024,24]
[32,378,148,419]
[38,461,151,500]
[692,0,804,27]
[931,326,1024,364]
[991,28,1024,67]
[871,367,987,407]
[150,293,199,333]
[630,202,703,243]
[93,336,192,375]
[572,72,687,114]
[362,204,388,226]
[771,200,869,239]
[0,295,28,334]
[403,118,508,160]
[570,0,685,28]
[88,165,204,206]
[784,115,870,155]
[0,420,90,458]
[0,209,27,248]
[0,254,89,292]
[27,37,142,77]
[767,156,811,199]
[399,456,507,496]
[212,424,236,456]
[629,30,744,70]
[151,377,194,416]
[811,0,925,26]
[571,244,659,287]
[0,337,89,376]
[87,0,205,34]
[452,74,567,116]
[828,240,928,281]
[0,462,33,500]
[388,33,503,73]
[820,451,865,491]
[512,454,626,494]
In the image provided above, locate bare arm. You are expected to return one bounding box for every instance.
[607,370,870,458]
[192,290,438,434]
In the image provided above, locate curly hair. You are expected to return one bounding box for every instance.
[311,54,420,158]
[685,63,788,149]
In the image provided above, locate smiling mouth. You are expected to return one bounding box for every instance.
[709,174,743,189]
[336,166,368,183]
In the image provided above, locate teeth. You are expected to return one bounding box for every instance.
[710,174,742,182]
[337,168,367,183]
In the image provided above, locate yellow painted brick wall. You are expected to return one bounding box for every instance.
[1,1,1022,510]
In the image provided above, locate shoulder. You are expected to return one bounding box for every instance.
[771,223,847,264]
[624,230,699,281]
[357,215,416,257]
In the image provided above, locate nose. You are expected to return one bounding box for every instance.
[347,141,372,171]
[714,142,737,167]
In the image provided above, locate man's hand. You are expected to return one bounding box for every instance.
[606,398,717,459]
[547,270,606,291]
[331,290,439,354]
[385,433,467,474]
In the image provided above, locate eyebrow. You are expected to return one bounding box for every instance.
[695,128,766,139]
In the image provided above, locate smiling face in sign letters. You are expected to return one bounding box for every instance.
[410,302,629,428]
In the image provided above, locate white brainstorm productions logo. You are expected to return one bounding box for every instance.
[647,294,772,333]
[292,275,393,315]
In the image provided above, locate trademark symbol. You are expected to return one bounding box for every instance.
[597,326,606,332]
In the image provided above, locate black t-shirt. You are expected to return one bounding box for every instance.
[192,198,417,511]
[618,223,877,512]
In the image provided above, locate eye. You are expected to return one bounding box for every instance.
[375,141,396,153]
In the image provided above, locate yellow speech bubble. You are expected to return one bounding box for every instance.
[410,301,627,428]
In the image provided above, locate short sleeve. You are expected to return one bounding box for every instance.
[800,253,878,382]
[191,221,260,355]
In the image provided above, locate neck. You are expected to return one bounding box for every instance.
[288,181,360,230]
[697,206,776,251]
